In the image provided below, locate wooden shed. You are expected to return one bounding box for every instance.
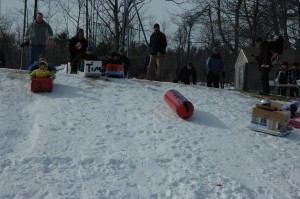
[234,47,299,93]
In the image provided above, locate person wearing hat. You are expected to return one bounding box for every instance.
[146,23,167,81]
[69,28,88,74]
[274,61,289,96]
[74,46,99,72]
[255,36,273,95]
[23,12,53,65]
[205,47,224,88]
[29,61,55,79]
[28,56,58,74]
[117,46,131,78]
[174,62,197,85]
[78,46,98,61]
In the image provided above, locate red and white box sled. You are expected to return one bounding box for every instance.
[78,60,102,77]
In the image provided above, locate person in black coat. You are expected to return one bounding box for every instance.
[275,62,289,96]
[175,62,197,85]
[255,36,273,95]
[69,28,88,74]
[0,47,5,67]
[146,23,167,81]
[288,62,300,97]
[117,46,131,78]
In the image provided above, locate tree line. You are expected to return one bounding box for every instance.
[0,0,300,83]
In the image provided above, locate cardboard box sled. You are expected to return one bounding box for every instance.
[105,63,124,78]
[78,60,102,77]
[251,101,290,132]
[31,78,53,92]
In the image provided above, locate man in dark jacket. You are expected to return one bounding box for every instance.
[146,23,167,81]
[0,47,5,67]
[117,46,131,78]
[205,47,224,88]
[255,36,273,95]
[289,62,300,97]
[69,28,88,74]
[176,62,197,85]
[275,62,289,96]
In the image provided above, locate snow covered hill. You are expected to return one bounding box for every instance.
[0,68,300,199]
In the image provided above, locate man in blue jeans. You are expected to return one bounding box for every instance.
[23,12,53,65]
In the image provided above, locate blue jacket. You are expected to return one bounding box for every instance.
[28,61,57,73]
[206,55,224,76]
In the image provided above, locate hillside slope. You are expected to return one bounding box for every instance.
[0,68,300,199]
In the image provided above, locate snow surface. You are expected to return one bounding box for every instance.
[0,67,300,199]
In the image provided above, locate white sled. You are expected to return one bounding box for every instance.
[247,123,292,137]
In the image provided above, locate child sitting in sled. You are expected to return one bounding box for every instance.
[278,100,300,118]
[28,57,57,74]
[29,61,56,79]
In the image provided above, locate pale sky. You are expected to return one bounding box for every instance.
[0,0,181,21]
[0,0,185,38]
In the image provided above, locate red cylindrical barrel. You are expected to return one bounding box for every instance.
[164,89,194,119]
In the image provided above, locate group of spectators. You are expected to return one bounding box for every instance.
[274,62,300,97]
[21,12,131,78]
[17,12,225,87]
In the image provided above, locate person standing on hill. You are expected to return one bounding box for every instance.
[0,47,5,68]
[288,62,300,97]
[255,36,273,95]
[146,23,167,81]
[117,46,131,78]
[275,62,289,96]
[23,12,53,65]
[205,47,224,88]
[69,28,88,74]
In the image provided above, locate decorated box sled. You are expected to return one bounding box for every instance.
[247,100,293,136]
[31,78,53,92]
[164,89,194,119]
[78,60,102,77]
[105,63,124,78]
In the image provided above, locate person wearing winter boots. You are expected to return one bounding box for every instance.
[274,62,289,96]
[255,36,273,95]
[29,61,55,79]
[146,23,167,81]
[117,46,131,78]
[205,47,224,88]
[69,28,88,74]
[23,12,53,65]
[288,62,300,97]
[0,47,5,68]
